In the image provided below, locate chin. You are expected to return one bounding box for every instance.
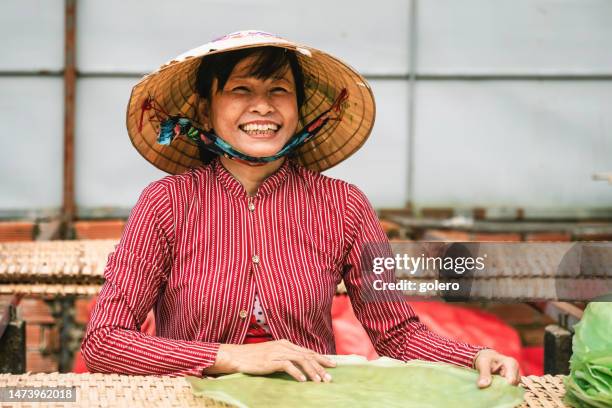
[242,149,283,158]
[237,143,287,158]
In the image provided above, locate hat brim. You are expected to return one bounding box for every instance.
[126,38,375,174]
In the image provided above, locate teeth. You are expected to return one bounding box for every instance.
[241,123,279,132]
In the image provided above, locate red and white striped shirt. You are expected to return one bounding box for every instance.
[80,157,484,377]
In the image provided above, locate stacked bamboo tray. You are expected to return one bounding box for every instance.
[3,240,610,300]
[0,240,116,297]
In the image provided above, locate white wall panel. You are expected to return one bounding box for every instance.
[413,80,612,208]
[0,0,64,71]
[77,0,409,75]
[418,0,612,74]
[324,80,409,208]
[75,78,166,213]
[0,78,63,211]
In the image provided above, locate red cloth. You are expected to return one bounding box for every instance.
[521,347,544,376]
[80,158,484,377]
[331,295,544,376]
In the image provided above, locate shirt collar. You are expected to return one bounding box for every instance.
[211,156,293,198]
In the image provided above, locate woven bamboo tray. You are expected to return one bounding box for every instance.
[0,372,568,408]
[0,240,116,284]
[520,375,568,408]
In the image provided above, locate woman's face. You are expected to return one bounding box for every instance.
[204,55,299,158]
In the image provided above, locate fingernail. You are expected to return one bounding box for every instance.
[314,374,321,382]
[324,373,332,382]
[300,375,307,382]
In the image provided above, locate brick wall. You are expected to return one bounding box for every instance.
[0,219,125,242]
[18,298,59,373]
[0,222,36,242]
[16,296,94,373]
[74,220,125,240]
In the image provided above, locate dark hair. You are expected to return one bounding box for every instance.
[194,47,306,164]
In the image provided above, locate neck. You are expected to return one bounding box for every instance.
[219,156,286,196]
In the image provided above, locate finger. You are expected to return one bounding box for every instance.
[300,354,330,382]
[300,352,335,380]
[503,360,520,385]
[277,360,307,382]
[475,357,493,388]
[311,353,337,371]
[287,344,337,368]
[290,354,327,382]
[310,355,334,382]
[298,352,334,381]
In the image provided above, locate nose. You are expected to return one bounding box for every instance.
[249,93,275,115]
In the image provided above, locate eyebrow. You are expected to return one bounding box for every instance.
[229,75,292,84]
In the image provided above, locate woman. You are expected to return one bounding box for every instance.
[81,31,519,387]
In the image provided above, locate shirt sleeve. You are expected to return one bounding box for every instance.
[341,184,485,368]
[80,181,220,377]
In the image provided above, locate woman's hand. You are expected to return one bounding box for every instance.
[204,339,336,382]
[473,349,520,388]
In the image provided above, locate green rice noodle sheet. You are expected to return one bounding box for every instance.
[187,355,524,408]
[565,302,612,408]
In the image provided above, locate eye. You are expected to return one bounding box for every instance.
[271,87,289,94]
[231,86,250,94]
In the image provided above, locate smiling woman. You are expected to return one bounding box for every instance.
[81,30,520,389]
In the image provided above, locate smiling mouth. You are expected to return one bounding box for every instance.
[239,123,281,137]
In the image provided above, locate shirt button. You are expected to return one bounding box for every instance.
[252,255,260,264]
[248,202,255,211]
[239,310,248,319]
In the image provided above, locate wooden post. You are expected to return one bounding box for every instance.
[544,324,572,375]
[0,296,26,373]
[62,0,77,239]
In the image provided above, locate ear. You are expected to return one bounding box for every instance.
[196,97,212,130]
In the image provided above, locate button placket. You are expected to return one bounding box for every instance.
[249,196,259,267]
[244,195,260,327]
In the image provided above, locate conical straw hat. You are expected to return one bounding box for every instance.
[126,30,376,173]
